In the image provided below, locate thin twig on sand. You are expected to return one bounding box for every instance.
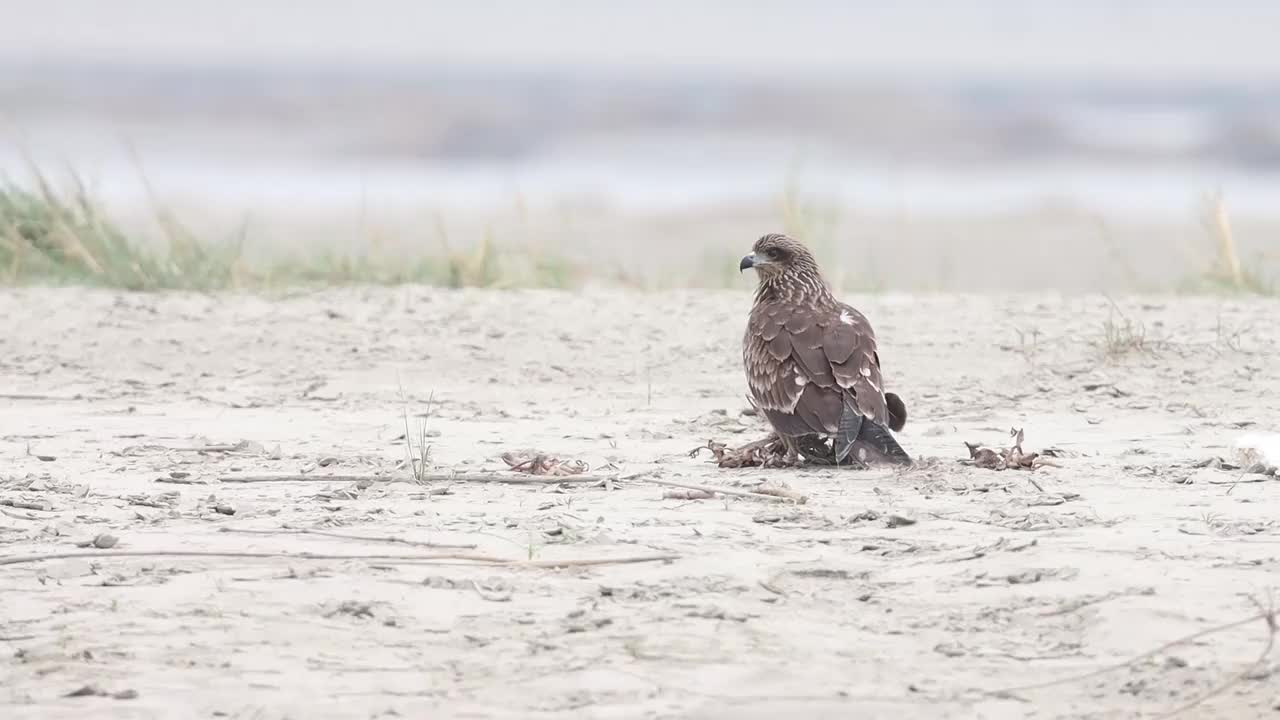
[646,478,807,504]
[521,554,677,568]
[219,474,392,484]
[0,549,678,569]
[217,471,801,502]
[217,527,478,550]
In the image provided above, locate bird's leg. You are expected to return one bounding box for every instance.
[779,434,801,466]
[797,435,838,465]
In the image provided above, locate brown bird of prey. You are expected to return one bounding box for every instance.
[740,233,910,467]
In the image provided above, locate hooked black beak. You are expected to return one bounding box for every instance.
[739,254,755,273]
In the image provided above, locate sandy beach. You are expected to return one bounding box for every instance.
[2,287,1277,718]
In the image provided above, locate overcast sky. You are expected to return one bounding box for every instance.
[3,0,1279,84]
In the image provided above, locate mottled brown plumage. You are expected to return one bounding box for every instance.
[740,233,910,466]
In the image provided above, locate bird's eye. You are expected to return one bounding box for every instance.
[766,248,780,259]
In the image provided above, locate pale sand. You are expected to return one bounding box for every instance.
[1,288,1278,719]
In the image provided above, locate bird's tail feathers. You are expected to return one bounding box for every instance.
[832,409,864,466]
[848,422,912,466]
[834,404,911,467]
[885,392,908,433]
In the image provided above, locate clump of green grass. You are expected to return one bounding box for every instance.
[0,172,581,290]
[0,173,245,290]
[399,389,434,484]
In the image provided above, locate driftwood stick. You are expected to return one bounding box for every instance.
[0,550,500,567]
[219,474,391,484]
[0,549,677,569]
[218,527,478,550]
[218,473,612,485]
[522,554,678,568]
[423,473,612,485]
[644,478,806,503]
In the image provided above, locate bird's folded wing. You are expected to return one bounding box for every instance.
[745,302,891,431]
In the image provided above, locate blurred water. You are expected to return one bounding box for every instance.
[2,1,1279,224]
[15,149,1273,220]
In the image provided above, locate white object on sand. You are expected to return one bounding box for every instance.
[1233,433,1280,469]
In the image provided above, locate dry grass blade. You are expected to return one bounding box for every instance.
[1100,298,1151,358]
[1188,192,1275,295]
[401,389,434,483]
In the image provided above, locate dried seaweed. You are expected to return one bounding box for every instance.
[500,451,589,477]
[964,428,1054,471]
[692,433,846,469]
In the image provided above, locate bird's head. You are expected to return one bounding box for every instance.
[739,233,820,281]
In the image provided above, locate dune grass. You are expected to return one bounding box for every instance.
[0,174,245,290]
[1178,192,1276,295]
[0,171,583,291]
[2,169,1276,294]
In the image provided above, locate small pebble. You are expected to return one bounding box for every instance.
[885,514,917,529]
[65,685,102,698]
[93,534,119,549]
[214,504,236,516]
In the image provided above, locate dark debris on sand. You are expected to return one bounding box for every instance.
[691,433,859,469]
[500,451,589,477]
